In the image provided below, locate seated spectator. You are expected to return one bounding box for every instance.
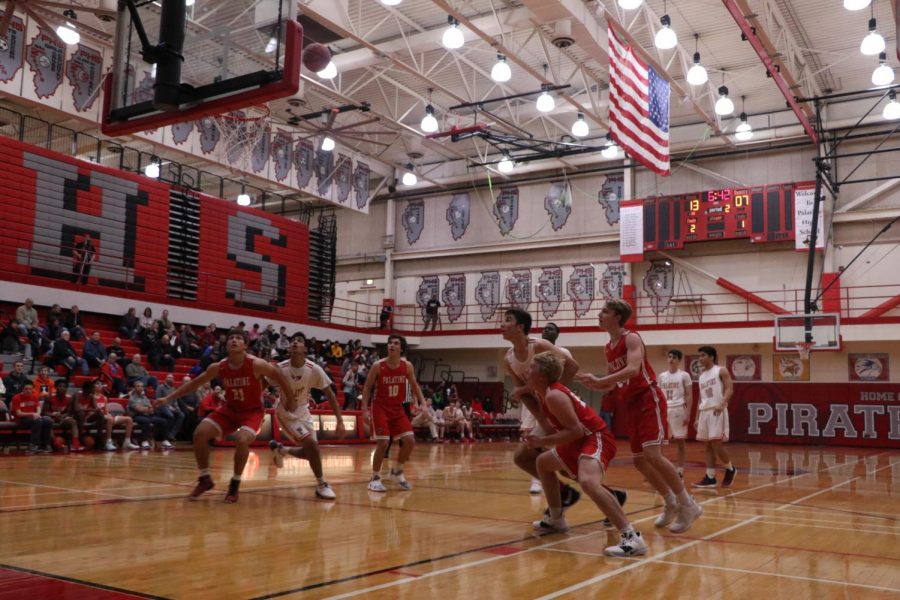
[3,360,30,398]
[155,374,185,442]
[411,397,439,441]
[176,375,200,439]
[199,323,217,352]
[45,316,64,342]
[274,326,290,360]
[43,380,83,451]
[177,324,200,358]
[461,400,478,441]
[125,354,159,390]
[12,382,54,453]
[64,305,86,341]
[139,307,154,333]
[100,352,127,397]
[442,402,465,441]
[252,331,272,359]
[106,337,129,368]
[0,314,23,354]
[82,331,108,369]
[127,381,169,449]
[75,380,139,451]
[248,323,261,342]
[15,298,40,338]
[198,385,226,418]
[149,334,176,372]
[262,386,279,409]
[140,321,160,355]
[331,341,343,361]
[158,309,174,333]
[33,366,56,402]
[51,330,89,379]
[119,307,140,340]
[342,363,360,410]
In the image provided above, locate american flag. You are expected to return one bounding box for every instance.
[608,26,670,176]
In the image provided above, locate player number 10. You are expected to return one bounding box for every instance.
[388,384,400,397]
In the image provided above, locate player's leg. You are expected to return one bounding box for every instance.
[226,427,256,503]
[676,439,686,476]
[532,451,569,532]
[390,412,415,490]
[712,439,736,487]
[118,416,139,449]
[189,418,221,499]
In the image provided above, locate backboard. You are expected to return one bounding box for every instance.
[774,313,841,352]
[101,0,301,136]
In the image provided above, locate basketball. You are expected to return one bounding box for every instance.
[302,43,332,72]
[82,435,95,450]
[53,436,65,451]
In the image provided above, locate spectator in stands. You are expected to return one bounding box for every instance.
[177,324,200,358]
[15,298,40,338]
[76,380,139,451]
[275,326,290,360]
[0,377,6,419]
[100,351,127,397]
[248,323,261,342]
[43,380,83,451]
[45,316,63,342]
[158,309,174,333]
[431,387,446,411]
[83,331,108,369]
[198,385,226,418]
[34,366,56,402]
[72,233,96,285]
[47,304,64,325]
[423,294,441,331]
[342,363,360,410]
[127,381,170,449]
[379,304,393,329]
[433,402,446,440]
[199,323,217,352]
[119,308,140,340]
[139,307,154,333]
[12,382,54,453]
[149,334,176,372]
[331,341,343,362]
[64,305,86,341]
[125,353,159,390]
[461,400,479,441]
[236,321,246,331]
[442,401,465,441]
[52,330,89,378]
[176,375,200,439]
[411,397,440,442]
[0,314,22,354]
[106,337,128,368]
[153,374,184,444]
[3,360,30,398]
[140,320,160,355]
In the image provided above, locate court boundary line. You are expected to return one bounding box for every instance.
[0,563,168,599]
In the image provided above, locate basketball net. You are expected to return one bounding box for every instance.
[213,105,271,174]
[795,342,813,361]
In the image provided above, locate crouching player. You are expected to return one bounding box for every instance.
[525,351,648,557]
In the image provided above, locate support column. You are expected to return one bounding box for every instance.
[384,197,395,298]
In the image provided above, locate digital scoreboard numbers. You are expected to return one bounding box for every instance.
[643,182,804,251]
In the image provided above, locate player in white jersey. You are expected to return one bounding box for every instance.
[693,346,736,489]
[503,309,582,508]
[269,332,346,499]
[657,349,693,478]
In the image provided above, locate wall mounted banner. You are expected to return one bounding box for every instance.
[446,193,470,240]
[567,264,595,318]
[494,187,519,235]
[475,271,501,321]
[544,181,572,231]
[619,199,643,262]
[416,276,440,322]
[793,186,825,252]
[506,269,532,310]
[402,199,425,245]
[727,354,762,382]
[598,173,623,225]
[600,263,626,300]
[848,353,889,382]
[643,260,674,315]
[773,353,810,382]
[537,267,563,319]
[0,16,26,85]
[442,273,466,322]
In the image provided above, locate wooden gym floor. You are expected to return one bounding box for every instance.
[0,441,896,599]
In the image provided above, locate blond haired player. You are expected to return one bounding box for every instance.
[658,349,693,478]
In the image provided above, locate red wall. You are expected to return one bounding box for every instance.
[0,138,309,321]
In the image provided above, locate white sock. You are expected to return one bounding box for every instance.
[199,469,211,478]
[317,477,325,485]
[706,468,716,478]
[676,489,693,505]
[664,492,677,506]
[549,507,563,519]
[532,478,541,485]
[621,525,635,537]
[231,474,241,482]
[726,462,734,471]
[372,472,380,479]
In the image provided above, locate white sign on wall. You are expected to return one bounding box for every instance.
[794,187,825,252]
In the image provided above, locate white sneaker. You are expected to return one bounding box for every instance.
[654,502,679,528]
[123,441,140,450]
[161,440,173,450]
[669,500,703,534]
[315,482,336,500]
[269,440,285,468]
[140,441,151,450]
[104,440,117,452]
[529,479,543,494]
[532,515,570,533]
[391,470,412,491]
[368,477,387,493]
[604,531,649,557]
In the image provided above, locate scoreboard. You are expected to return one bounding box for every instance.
[643,182,812,251]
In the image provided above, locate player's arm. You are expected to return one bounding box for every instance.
[575,333,643,390]
[405,361,426,408]
[360,361,380,416]
[535,339,580,384]
[254,360,294,409]
[160,363,219,404]
[315,367,345,437]
[524,389,584,448]
[503,360,539,416]
[682,373,693,423]
[719,368,734,413]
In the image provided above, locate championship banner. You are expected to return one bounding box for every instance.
[733,383,900,448]
[619,199,643,262]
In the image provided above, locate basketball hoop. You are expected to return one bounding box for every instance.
[795,342,813,361]
[213,105,271,173]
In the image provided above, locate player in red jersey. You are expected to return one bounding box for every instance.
[160,328,294,503]
[43,380,84,452]
[76,380,140,451]
[576,300,703,535]
[360,334,425,492]
[525,351,648,557]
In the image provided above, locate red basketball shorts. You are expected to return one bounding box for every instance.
[553,428,616,478]
[206,405,264,437]
[372,404,413,440]
[625,386,668,455]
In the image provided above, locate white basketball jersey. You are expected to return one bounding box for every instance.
[698,365,724,411]
[658,369,692,408]
[277,359,332,417]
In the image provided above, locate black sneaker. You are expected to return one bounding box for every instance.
[224,478,240,503]
[189,475,214,499]
[722,467,737,488]
[692,475,717,488]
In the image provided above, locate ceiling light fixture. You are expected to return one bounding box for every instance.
[237,193,251,206]
[617,0,643,9]
[654,5,677,50]
[715,74,734,116]
[491,54,511,83]
[265,36,278,54]
[497,153,514,173]
[602,137,619,159]
[883,90,900,120]
[844,0,871,10]
[317,60,337,79]
[442,16,464,50]
[861,17,885,56]
[735,102,753,141]
[56,9,80,46]
[872,52,894,86]
[380,0,402,5]
[686,33,708,86]
[536,84,555,113]
[321,136,335,152]
[144,159,160,179]
[571,112,589,137]
[420,104,438,133]
[185,0,195,6]
[401,163,418,186]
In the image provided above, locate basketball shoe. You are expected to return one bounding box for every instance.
[722,466,737,488]
[529,479,543,494]
[368,475,387,492]
[189,475,215,500]
[269,440,285,468]
[224,478,240,503]
[316,482,336,500]
[391,469,412,491]
[604,531,648,557]
[654,501,679,528]
[692,475,717,488]
[532,514,570,533]
[669,499,703,533]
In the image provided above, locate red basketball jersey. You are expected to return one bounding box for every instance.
[604,329,657,398]
[374,359,408,412]
[542,382,606,435]
[48,393,70,414]
[94,395,110,415]
[77,393,94,412]
[218,355,264,412]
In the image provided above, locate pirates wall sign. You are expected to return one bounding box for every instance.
[402,199,425,245]
[537,267,563,319]
[442,273,466,322]
[475,271,501,321]
[567,264,596,318]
